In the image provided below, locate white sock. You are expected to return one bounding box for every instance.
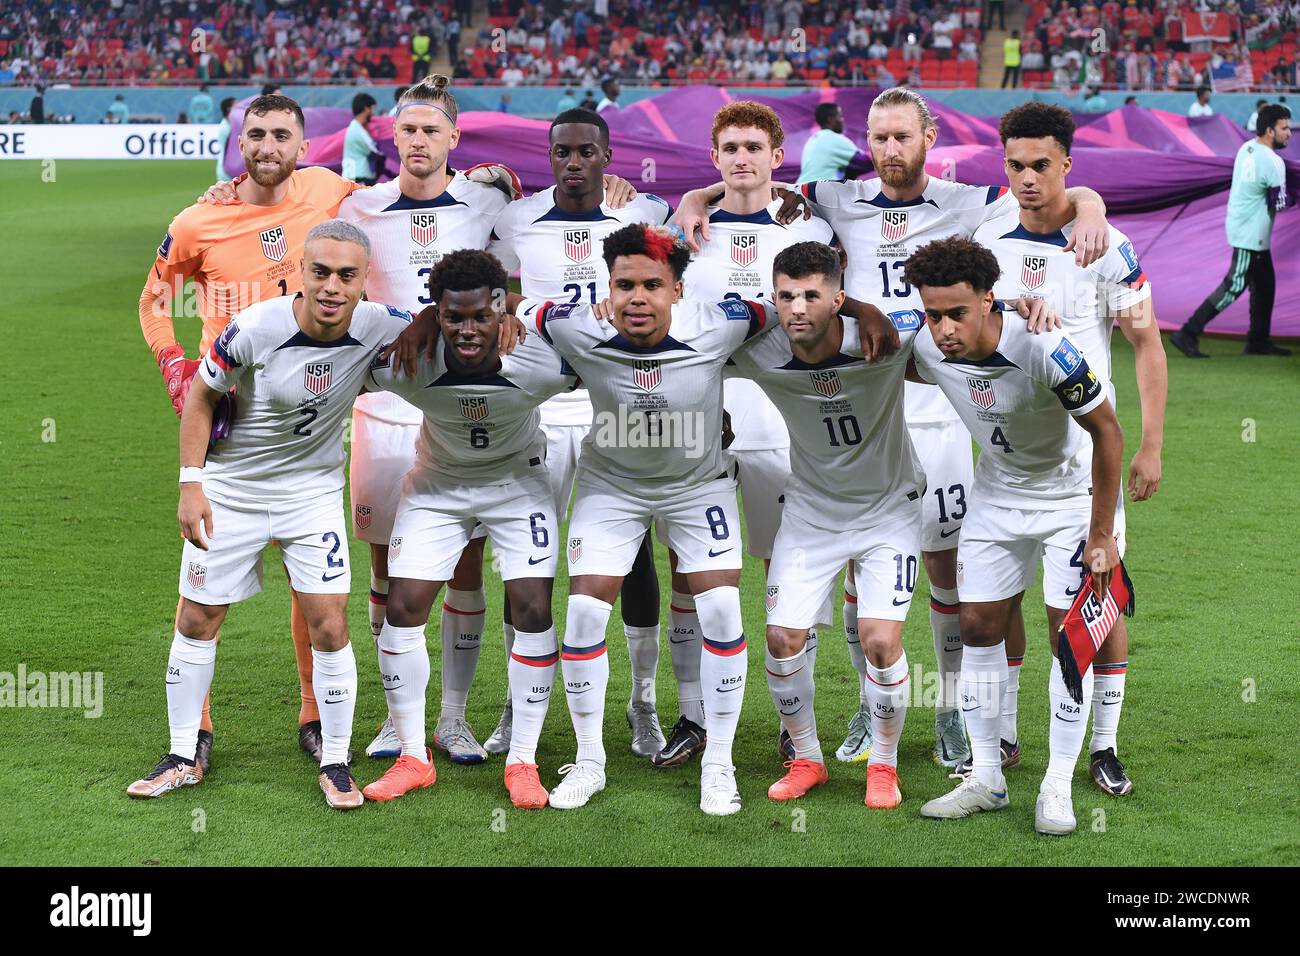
[507,627,558,765]
[625,623,660,707]
[1090,667,1127,754]
[1001,655,1022,744]
[166,631,216,761]
[378,621,429,759]
[1044,659,1094,794]
[695,586,748,773]
[766,646,821,762]
[312,643,358,766]
[560,594,611,768]
[929,586,962,714]
[961,642,1007,788]
[843,579,867,707]
[805,628,819,677]
[368,573,388,641]
[440,587,484,722]
[501,622,516,708]
[668,591,704,725]
[865,651,909,767]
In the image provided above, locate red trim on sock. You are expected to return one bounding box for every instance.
[866,672,910,687]
[442,603,486,616]
[669,605,695,614]
[844,592,858,604]
[510,652,560,667]
[560,647,607,662]
[765,665,804,679]
[1006,656,1024,667]
[929,598,959,614]
[1094,664,1128,675]
[704,641,747,657]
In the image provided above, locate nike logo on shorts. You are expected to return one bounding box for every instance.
[708,548,733,557]
[528,556,547,565]
[892,596,910,606]
[939,527,959,538]
[322,571,346,582]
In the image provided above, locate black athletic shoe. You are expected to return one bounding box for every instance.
[298,721,354,765]
[1169,330,1209,358]
[651,716,707,768]
[778,727,795,762]
[955,738,1022,778]
[1242,342,1292,356]
[195,729,213,776]
[1090,748,1134,796]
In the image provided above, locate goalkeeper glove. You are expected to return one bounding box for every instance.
[158,344,200,418]
[465,162,524,202]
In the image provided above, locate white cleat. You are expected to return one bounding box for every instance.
[1035,788,1077,836]
[484,702,512,756]
[549,762,606,809]
[699,768,743,816]
[919,773,1011,820]
[433,716,488,765]
[365,716,401,759]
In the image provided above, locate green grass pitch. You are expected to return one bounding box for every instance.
[0,160,1296,866]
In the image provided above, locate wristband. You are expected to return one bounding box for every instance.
[179,466,205,484]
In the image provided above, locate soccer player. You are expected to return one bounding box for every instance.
[127,220,412,808]
[139,93,365,771]
[674,88,1114,770]
[728,241,925,808]
[673,101,834,767]
[971,102,1166,797]
[488,108,676,760]
[906,236,1124,836]
[362,250,577,809]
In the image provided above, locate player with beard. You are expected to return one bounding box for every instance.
[139,94,366,773]
[675,87,1113,773]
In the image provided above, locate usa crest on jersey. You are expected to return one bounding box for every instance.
[731,233,758,267]
[260,225,288,262]
[810,369,841,398]
[568,537,583,563]
[766,585,779,612]
[389,537,403,559]
[633,359,661,392]
[1021,255,1048,291]
[564,228,591,262]
[968,377,996,409]
[459,396,489,421]
[187,562,207,590]
[881,210,908,243]
[411,212,437,247]
[355,504,372,530]
[304,362,332,395]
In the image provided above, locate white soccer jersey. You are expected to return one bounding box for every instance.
[339,172,510,426]
[367,332,577,483]
[911,317,1111,510]
[681,198,834,451]
[974,211,1152,387]
[801,176,1017,424]
[728,310,926,529]
[198,295,412,501]
[520,296,771,500]
[491,186,674,426]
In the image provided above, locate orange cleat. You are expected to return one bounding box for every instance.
[767,758,829,801]
[865,763,902,809]
[362,748,437,803]
[504,762,549,809]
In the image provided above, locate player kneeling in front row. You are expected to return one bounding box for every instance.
[905,236,1123,835]
[728,242,924,809]
[128,220,412,809]
[364,250,577,809]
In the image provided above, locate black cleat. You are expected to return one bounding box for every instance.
[1242,342,1292,356]
[778,727,795,762]
[651,716,707,768]
[1090,748,1134,796]
[195,729,213,776]
[298,720,353,765]
[955,738,1022,778]
[1168,330,1209,358]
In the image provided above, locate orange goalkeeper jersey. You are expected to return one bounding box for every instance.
[139,166,363,361]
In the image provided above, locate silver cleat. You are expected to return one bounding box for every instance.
[933,709,970,768]
[834,705,873,763]
[433,716,488,765]
[484,700,512,756]
[627,701,666,758]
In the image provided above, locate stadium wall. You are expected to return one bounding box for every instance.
[0,85,1281,129]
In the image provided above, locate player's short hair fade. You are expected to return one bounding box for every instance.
[998,101,1075,154]
[1257,103,1291,137]
[870,87,937,132]
[550,108,609,144]
[602,223,691,281]
[427,249,509,305]
[902,237,1001,295]
[773,241,842,287]
[306,219,372,257]
[711,101,785,149]
[400,73,458,124]
[244,93,305,131]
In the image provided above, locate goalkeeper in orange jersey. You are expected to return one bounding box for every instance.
[139,93,365,771]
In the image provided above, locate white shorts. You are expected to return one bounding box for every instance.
[909,419,974,553]
[767,504,922,629]
[734,446,791,560]
[388,470,558,582]
[349,412,419,545]
[541,420,588,520]
[567,470,743,577]
[1114,491,1127,559]
[956,498,1092,610]
[179,490,351,606]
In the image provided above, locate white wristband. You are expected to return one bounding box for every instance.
[179,466,205,484]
